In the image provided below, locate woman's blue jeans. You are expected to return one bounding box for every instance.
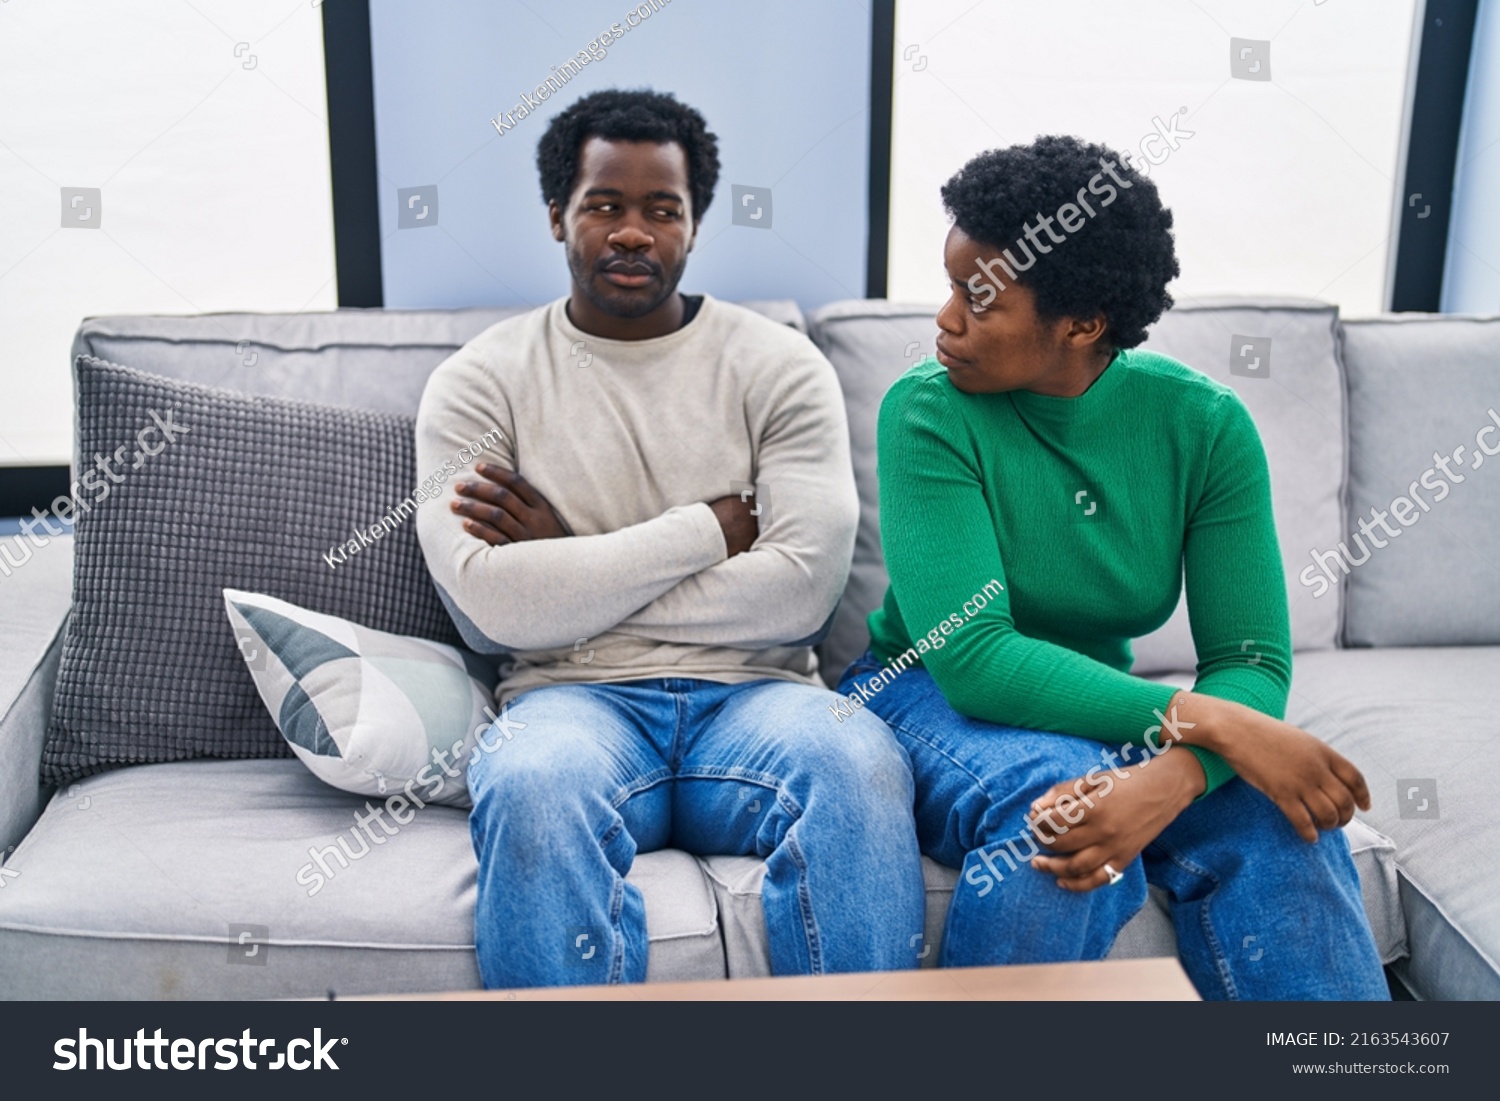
[838,651,1388,1000]
[467,676,926,988]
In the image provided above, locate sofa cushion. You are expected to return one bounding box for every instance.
[703,817,1403,978]
[224,589,500,808]
[1338,315,1500,646]
[805,302,941,680]
[805,298,1348,681]
[70,301,806,417]
[0,537,73,854]
[1128,299,1348,672]
[43,357,463,787]
[702,854,956,976]
[0,759,723,998]
[1287,646,1500,999]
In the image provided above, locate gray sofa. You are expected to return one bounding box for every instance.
[0,298,1494,999]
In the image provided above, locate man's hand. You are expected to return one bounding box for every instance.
[707,491,760,557]
[1026,748,1205,892]
[1168,691,1372,844]
[451,462,568,546]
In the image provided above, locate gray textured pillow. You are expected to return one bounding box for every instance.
[43,355,464,786]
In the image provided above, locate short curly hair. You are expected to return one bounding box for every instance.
[536,89,720,222]
[940,135,1178,349]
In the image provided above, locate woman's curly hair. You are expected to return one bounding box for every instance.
[941,135,1179,349]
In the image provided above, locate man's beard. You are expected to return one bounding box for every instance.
[566,241,688,319]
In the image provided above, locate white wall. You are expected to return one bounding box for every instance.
[888,0,1419,315]
[0,0,336,467]
[1443,0,1500,313]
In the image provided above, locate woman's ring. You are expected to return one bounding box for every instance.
[1104,863,1124,886]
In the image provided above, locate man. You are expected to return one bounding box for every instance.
[415,89,924,988]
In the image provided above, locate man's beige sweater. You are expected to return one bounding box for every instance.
[414,295,858,705]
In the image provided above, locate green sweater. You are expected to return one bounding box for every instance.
[867,351,1293,795]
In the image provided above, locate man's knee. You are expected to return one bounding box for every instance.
[823,714,915,804]
[744,687,914,810]
[469,723,614,844]
[778,696,911,783]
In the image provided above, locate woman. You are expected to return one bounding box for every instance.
[840,135,1386,1000]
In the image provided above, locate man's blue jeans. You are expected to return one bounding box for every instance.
[467,676,926,988]
[838,652,1388,1000]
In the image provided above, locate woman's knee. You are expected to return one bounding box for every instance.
[1170,778,1362,886]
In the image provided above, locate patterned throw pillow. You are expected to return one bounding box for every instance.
[224,589,499,808]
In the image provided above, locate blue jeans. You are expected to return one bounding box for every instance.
[838,652,1388,1000]
[467,676,926,988]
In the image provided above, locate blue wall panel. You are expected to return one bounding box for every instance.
[1443,0,1500,313]
[369,0,873,310]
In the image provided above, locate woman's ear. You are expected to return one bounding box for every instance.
[1066,313,1110,350]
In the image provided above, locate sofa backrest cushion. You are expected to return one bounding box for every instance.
[70,300,806,415]
[1338,315,1500,646]
[806,302,939,680]
[1128,299,1348,672]
[807,298,1348,682]
[43,356,462,787]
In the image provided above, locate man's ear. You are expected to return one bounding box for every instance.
[548,200,566,243]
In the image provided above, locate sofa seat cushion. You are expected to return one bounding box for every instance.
[1288,647,1500,999]
[704,822,1402,978]
[703,854,962,975]
[704,850,1189,974]
[0,759,722,999]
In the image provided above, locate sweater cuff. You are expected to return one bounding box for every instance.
[680,500,730,563]
[1185,744,1236,798]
